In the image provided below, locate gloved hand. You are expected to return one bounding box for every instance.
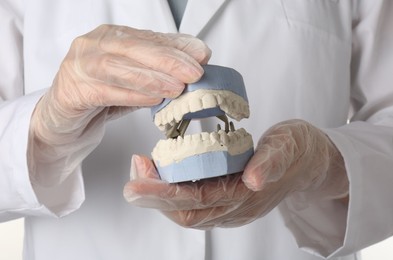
[123,119,349,229]
[28,25,211,185]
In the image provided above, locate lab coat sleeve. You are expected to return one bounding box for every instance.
[278,0,393,258]
[0,1,85,221]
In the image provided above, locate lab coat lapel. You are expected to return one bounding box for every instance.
[179,0,227,36]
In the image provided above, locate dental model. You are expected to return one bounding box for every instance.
[151,65,254,183]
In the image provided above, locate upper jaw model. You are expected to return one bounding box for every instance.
[151,64,254,183]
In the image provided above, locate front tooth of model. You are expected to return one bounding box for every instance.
[176,136,184,145]
[190,98,202,112]
[155,113,162,127]
[181,102,189,115]
[192,133,201,142]
[202,94,217,109]
[211,132,220,143]
[233,101,241,116]
[228,101,236,113]
[184,135,192,145]
[173,107,183,122]
[166,111,174,125]
[226,102,236,118]
[216,95,224,106]
[169,138,177,148]
[201,132,210,141]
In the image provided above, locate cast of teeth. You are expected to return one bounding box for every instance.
[152,128,253,167]
[151,65,254,182]
[154,90,250,131]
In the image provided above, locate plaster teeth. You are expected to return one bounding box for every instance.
[152,128,254,167]
[176,136,184,145]
[184,135,192,145]
[216,95,224,104]
[191,133,201,142]
[227,131,237,141]
[166,112,173,125]
[235,129,245,138]
[209,132,217,143]
[202,94,217,109]
[174,109,183,121]
[156,113,163,126]
[189,98,201,112]
[201,132,210,141]
[154,89,250,130]
[181,102,189,115]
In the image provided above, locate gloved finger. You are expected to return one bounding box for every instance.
[93,26,210,83]
[52,77,164,110]
[81,54,186,98]
[129,154,160,180]
[162,206,233,230]
[61,54,185,110]
[114,42,205,83]
[124,171,252,211]
[162,203,252,230]
[242,123,299,191]
[124,157,194,210]
[99,26,211,64]
[162,180,285,229]
[124,155,174,209]
[141,32,212,64]
[124,179,206,210]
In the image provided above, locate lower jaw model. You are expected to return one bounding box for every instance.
[151,65,254,183]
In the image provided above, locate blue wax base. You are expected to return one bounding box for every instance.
[155,148,254,183]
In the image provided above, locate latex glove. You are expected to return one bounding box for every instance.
[123,119,349,229]
[29,25,211,185]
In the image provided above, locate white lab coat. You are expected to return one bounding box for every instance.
[1,0,393,259]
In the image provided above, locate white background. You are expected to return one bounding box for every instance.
[1,219,393,260]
